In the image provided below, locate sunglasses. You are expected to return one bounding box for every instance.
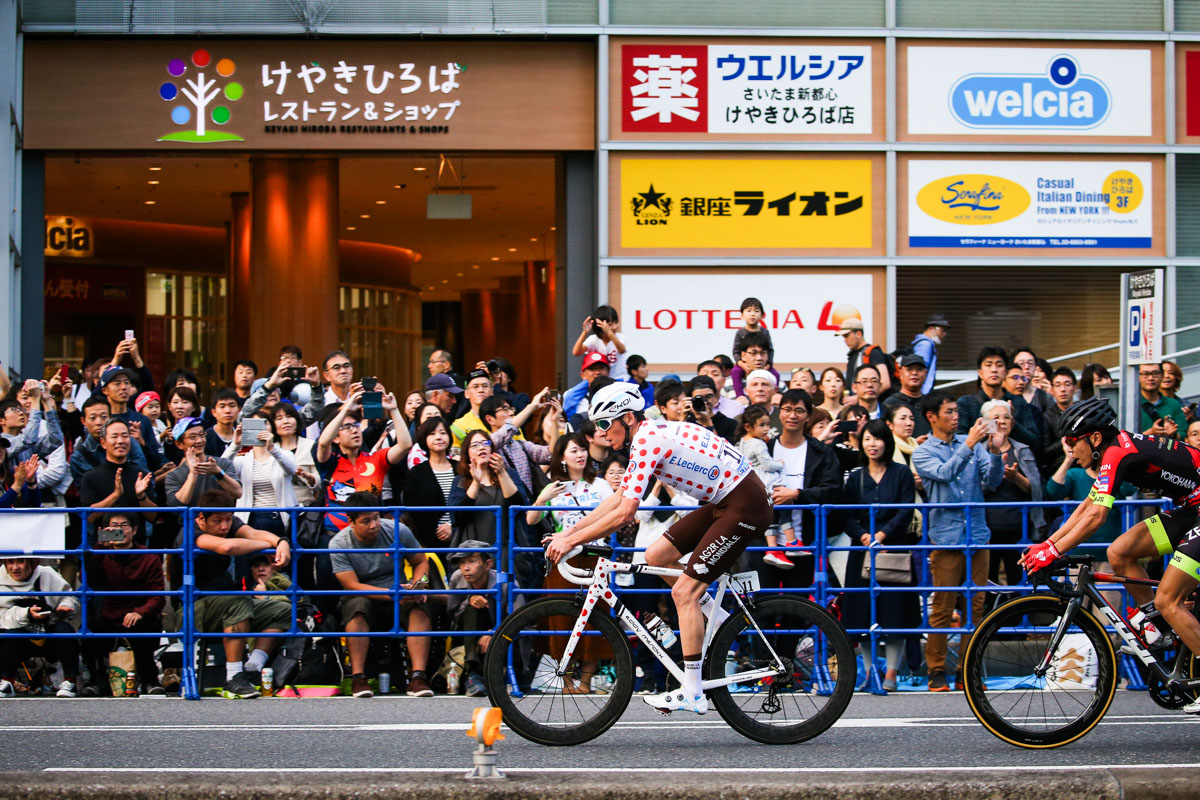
[594,418,616,432]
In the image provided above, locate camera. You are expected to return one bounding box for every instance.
[361,377,378,392]
[97,527,126,544]
[690,394,712,412]
[486,359,501,375]
[282,366,306,380]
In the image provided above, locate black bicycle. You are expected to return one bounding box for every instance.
[961,554,1200,748]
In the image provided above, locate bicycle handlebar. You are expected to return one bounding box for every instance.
[554,545,594,585]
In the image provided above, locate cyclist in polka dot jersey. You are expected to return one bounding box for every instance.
[546,384,772,715]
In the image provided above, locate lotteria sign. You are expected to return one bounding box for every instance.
[906,46,1151,137]
[908,159,1153,249]
[618,271,875,365]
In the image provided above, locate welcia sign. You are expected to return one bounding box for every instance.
[907,46,1151,137]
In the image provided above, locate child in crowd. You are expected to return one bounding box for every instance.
[572,305,627,380]
[731,297,775,365]
[135,391,166,439]
[736,406,798,569]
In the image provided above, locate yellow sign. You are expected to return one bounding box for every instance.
[620,159,872,249]
[916,174,1030,225]
[44,216,93,258]
[1103,170,1143,214]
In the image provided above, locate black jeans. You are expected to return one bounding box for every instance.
[0,619,81,681]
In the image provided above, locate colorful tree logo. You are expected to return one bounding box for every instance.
[157,49,244,143]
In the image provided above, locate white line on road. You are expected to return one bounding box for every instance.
[45,763,1200,774]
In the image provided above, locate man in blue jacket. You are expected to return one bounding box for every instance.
[910,314,950,395]
[912,390,1003,692]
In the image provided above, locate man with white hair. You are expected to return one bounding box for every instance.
[744,369,782,441]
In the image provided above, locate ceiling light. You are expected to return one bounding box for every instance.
[149,165,162,172]
[529,237,537,242]
[413,167,427,172]
[550,226,557,231]
[507,247,518,252]
[346,226,357,231]
[441,279,449,284]
[375,200,386,205]
[472,265,480,269]
[147,180,160,185]
[456,272,463,277]
[144,200,156,205]
[393,184,403,189]
[359,214,370,219]
[490,256,500,261]
[427,286,435,290]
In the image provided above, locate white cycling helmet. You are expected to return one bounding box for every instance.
[588,382,645,429]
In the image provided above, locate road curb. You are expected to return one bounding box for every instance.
[1,769,1194,800]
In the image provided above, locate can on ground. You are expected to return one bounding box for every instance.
[261,667,274,697]
[378,672,391,694]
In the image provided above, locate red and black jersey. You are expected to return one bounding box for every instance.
[1089,431,1200,508]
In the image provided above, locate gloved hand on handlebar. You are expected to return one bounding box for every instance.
[1021,539,1062,574]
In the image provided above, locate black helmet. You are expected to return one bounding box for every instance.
[1057,397,1118,439]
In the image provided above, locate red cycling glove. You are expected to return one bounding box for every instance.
[1022,540,1062,574]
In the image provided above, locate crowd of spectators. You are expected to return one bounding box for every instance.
[0,297,1196,699]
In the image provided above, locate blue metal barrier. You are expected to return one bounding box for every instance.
[0,496,1177,698]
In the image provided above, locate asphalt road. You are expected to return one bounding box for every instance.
[1,689,1197,775]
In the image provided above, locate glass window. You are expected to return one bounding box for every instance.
[611,0,883,27]
[339,284,422,394]
[897,0,1163,30]
[146,271,228,390]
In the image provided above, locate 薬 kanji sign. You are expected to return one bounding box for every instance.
[620,43,874,136]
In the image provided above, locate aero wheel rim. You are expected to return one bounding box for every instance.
[716,609,843,728]
[972,606,1108,737]
[500,605,626,731]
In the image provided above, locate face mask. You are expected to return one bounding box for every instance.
[929,332,943,345]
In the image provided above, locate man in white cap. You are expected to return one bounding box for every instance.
[839,318,892,395]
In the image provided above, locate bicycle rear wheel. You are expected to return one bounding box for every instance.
[962,595,1117,749]
[484,597,633,746]
[705,596,856,745]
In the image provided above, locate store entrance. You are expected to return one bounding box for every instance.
[42,153,560,395]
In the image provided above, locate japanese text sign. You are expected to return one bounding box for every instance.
[621,44,873,135]
[907,159,1153,250]
[618,271,876,366]
[620,158,873,249]
[1125,269,1162,365]
[24,40,594,151]
[906,46,1152,138]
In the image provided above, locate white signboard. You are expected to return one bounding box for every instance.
[620,272,875,366]
[908,159,1153,249]
[906,47,1151,137]
[1125,269,1163,365]
[0,513,68,554]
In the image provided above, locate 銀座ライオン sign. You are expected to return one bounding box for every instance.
[617,157,874,250]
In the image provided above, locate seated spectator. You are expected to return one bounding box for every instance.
[99,366,163,469]
[84,511,166,695]
[561,353,611,425]
[883,355,931,438]
[730,330,781,401]
[572,305,627,380]
[697,359,744,420]
[70,395,150,485]
[315,389,408,533]
[402,417,459,548]
[448,368,495,448]
[78,419,158,531]
[956,347,1040,447]
[0,453,41,508]
[184,489,292,699]
[165,417,243,507]
[980,399,1044,589]
[839,419,918,692]
[685,375,737,442]
[330,492,435,698]
[1078,363,1112,400]
[222,413,298,538]
[446,540,505,697]
[232,360,258,406]
[817,367,846,419]
[448,429,526,546]
[0,554,80,695]
[625,354,656,408]
[0,556,81,697]
[206,388,241,457]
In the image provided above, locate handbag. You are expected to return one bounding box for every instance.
[860,549,914,584]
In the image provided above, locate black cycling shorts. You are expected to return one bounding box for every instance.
[1148,505,1200,581]
[662,472,772,583]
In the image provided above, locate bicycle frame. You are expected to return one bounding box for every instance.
[1036,560,1198,692]
[554,547,786,692]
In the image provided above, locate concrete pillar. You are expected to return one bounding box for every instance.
[244,157,339,370]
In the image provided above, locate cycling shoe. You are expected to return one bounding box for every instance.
[643,689,708,715]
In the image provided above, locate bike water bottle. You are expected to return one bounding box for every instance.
[1127,606,1162,646]
[645,614,678,648]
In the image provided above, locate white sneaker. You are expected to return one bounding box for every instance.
[643,689,708,715]
[0,680,14,698]
[1183,698,1200,715]
[55,680,77,698]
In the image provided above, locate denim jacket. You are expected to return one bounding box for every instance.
[911,434,1003,546]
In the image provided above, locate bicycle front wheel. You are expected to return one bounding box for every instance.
[962,595,1117,749]
[484,597,633,746]
[705,596,856,745]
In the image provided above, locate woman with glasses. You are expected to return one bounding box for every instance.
[446,429,526,547]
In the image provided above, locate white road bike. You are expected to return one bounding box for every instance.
[484,543,855,745]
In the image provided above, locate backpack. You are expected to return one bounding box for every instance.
[860,343,900,385]
[270,601,345,689]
